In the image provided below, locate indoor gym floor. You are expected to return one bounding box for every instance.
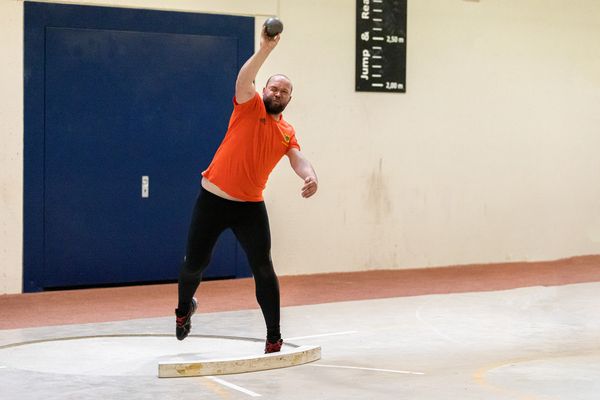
[1,255,599,399]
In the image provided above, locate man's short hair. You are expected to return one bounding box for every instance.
[266,74,293,92]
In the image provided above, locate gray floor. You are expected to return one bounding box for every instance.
[1,282,599,399]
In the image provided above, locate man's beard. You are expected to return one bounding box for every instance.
[263,96,287,115]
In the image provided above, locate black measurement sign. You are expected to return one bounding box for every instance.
[355,0,407,93]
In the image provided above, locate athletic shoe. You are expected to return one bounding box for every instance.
[175,297,197,341]
[265,338,283,354]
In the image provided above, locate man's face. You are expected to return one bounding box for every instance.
[262,76,293,115]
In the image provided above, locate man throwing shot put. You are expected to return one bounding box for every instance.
[175,24,318,353]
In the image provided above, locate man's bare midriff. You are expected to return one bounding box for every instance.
[201,177,244,202]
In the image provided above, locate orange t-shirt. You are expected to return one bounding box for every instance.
[202,92,300,201]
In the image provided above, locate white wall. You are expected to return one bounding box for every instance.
[1,0,24,294]
[2,0,600,293]
[265,0,600,273]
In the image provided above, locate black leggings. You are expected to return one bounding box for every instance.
[177,188,280,339]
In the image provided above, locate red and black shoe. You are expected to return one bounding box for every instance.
[175,297,197,341]
[265,338,283,354]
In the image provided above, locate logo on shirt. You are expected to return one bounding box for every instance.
[260,118,267,124]
[280,133,291,147]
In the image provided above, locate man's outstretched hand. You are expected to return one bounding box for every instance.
[301,176,318,198]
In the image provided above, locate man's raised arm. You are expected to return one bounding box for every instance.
[235,28,280,104]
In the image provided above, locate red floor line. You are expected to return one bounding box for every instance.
[1,255,599,330]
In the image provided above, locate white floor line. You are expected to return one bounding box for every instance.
[311,364,425,375]
[206,376,261,397]
[286,331,358,341]
[0,366,7,369]
[415,302,462,344]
